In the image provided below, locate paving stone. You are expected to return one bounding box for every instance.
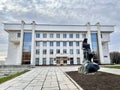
[0,66,82,90]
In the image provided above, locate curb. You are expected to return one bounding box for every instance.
[64,72,84,90]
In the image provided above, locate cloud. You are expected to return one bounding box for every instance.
[0,0,120,56]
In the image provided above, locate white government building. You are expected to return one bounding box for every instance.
[4,21,114,65]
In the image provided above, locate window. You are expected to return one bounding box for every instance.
[70,49,73,54]
[50,42,54,46]
[56,34,60,38]
[76,42,79,46]
[76,49,80,54]
[63,49,67,54]
[36,41,40,46]
[50,58,53,65]
[63,41,67,46]
[69,34,73,38]
[43,42,47,46]
[43,33,47,38]
[56,42,60,46]
[42,58,46,65]
[17,32,21,38]
[50,34,54,38]
[76,34,79,38]
[82,33,86,38]
[69,42,73,46]
[35,58,39,65]
[36,49,40,54]
[77,58,80,64]
[101,33,102,38]
[50,49,53,54]
[56,49,60,54]
[43,49,47,54]
[36,33,40,38]
[63,34,67,38]
[22,32,32,64]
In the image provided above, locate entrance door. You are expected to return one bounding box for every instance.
[56,57,67,65]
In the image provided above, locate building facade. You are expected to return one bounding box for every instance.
[4,21,114,65]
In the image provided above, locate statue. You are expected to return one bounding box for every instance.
[78,38,100,74]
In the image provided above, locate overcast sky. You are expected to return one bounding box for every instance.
[0,0,120,56]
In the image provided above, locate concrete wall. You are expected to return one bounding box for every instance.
[6,31,21,65]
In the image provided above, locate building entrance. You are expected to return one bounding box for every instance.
[56,57,67,65]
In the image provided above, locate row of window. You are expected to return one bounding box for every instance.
[36,49,80,54]
[36,41,80,47]
[36,33,86,38]
[35,57,81,65]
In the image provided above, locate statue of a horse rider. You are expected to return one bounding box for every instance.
[78,38,100,74]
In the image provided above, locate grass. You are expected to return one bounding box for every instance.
[104,66,120,69]
[0,70,29,84]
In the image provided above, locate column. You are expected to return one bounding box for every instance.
[96,22,104,64]
[86,22,92,49]
[80,41,83,64]
[18,21,24,65]
[31,21,35,65]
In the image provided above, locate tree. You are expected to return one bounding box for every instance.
[110,52,120,64]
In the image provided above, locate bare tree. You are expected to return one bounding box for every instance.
[110,52,120,64]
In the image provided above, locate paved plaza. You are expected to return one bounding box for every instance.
[0,66,120,90]
[0,66,80,90]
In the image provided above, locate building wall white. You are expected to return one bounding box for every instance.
[4,22,114,65]
[34,31,85,65]
[6,31,21,65]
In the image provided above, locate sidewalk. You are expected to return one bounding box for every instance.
[0,66,79,90]
[99,67,120,75]
[0,66,120,90]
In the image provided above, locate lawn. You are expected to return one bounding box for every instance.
[0,70,29,84]
[104,65,120,69]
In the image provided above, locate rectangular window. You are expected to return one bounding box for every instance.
[56,42,60,46]
[70,49,73,54]
[63,34,67,38]
[36,41,40,46]
[50,42,54,46]
[82,33,86,38]
[36,33,40,38]
[69,42,73,46]
[76,49,80,54]
[36,49,40,54]
[101,33,102,38]
[63,49,67,54]
[56,49,60,54]
[17,32,21,38]
[76,34,79,38]
[42,58,46,65]
[50,58,53,65]
[43,33,47,38]
[76,42,79,46]
[50,34,54,38]
[35,58,39,65]
[50,49,53,54]
[77,58,80,64]
[69,34,73,38]
[56,34,60,38]
[43,49,47,54]
[43,42,47,47]
[63,41,67,46]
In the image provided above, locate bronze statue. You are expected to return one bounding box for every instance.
[78,38,100,74]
